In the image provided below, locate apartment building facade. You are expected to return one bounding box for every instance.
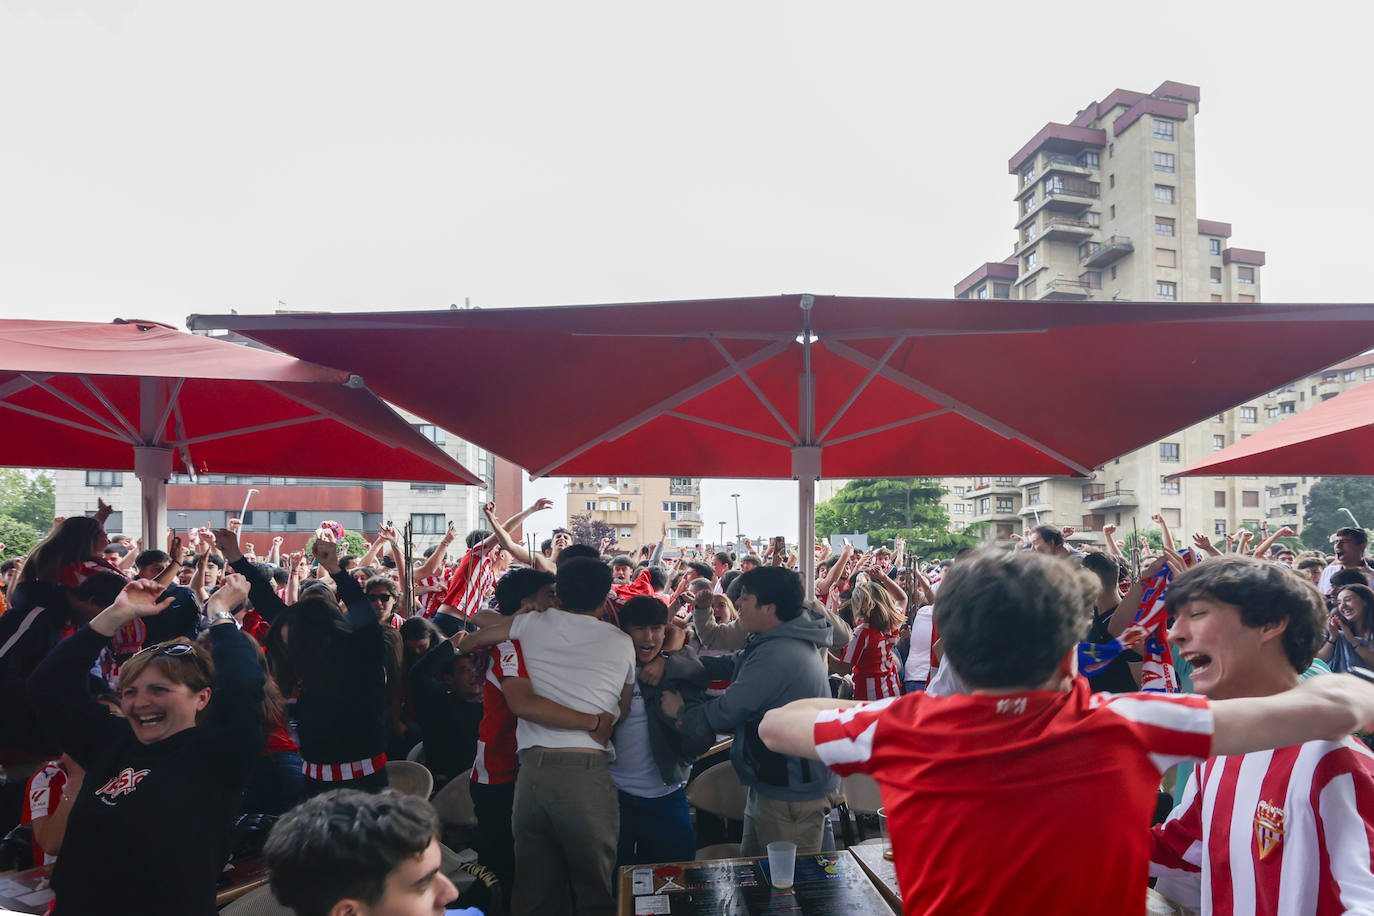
[566,476,703,550]
[938,79,1356,549]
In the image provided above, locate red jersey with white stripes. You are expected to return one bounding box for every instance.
[842,622,902,701]
[417,566,454,619]
[21,760,67,866]
[813,679,1213,916]
[471,639,526,786]
[440,542,497,618]
[1151,739,1374,915]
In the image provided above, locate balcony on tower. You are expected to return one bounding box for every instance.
[1080,235,1134,268]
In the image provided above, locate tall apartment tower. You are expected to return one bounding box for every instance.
[566,476,703,550]
[944,80,1305,549]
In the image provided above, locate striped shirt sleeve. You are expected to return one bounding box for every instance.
[841,624,866,665]
[1313,745,1374,913]
[1093,691,1214,773]
[492,640,528,679]
[814,696,902,776]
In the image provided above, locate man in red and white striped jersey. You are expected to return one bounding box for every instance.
[1151,556,1374,915]
[758,550,1374,916]
[433,499,552,638]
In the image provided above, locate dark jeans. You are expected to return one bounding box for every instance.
[241,750,305,816]
[616,787,696,868]
[469,778,516,899]
[903,680,927,694]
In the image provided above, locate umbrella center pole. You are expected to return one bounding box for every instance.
[792,446,821,597]
[134,446,174,551]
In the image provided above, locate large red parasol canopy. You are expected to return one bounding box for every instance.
[1173,375,1374,478]
[0,318,483,544]
[198,296,1374,584]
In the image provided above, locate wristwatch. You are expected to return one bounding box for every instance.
[208,611,235,626]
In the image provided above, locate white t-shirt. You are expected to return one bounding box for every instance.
[903,604,938,684]
[508,608,636,752]
[1318,561,1370,595]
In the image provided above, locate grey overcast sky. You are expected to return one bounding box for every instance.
[2,0,1370,541]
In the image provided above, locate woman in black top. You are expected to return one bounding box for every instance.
[26,574,264,916]
[222,529,389,797]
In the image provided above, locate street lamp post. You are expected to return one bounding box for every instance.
[730,493,742,554]
[718,521,727,545]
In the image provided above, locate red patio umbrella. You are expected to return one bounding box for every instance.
[0,318,483,545]
[198,296,1374,586]
[1172,376,1374,478]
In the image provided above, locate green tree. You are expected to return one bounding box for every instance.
[304,530,369,559]
[1302,477,1374,550]
[814,478,982,555]
[568,513,619,548]
[0,470,54,532]
[0,515,46,556]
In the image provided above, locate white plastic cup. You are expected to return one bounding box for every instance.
[766,841,797,889]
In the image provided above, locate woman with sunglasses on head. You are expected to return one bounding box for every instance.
[25,573,264,916]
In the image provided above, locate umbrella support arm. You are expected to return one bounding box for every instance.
[793,446,821,597]
[134,446,173,550]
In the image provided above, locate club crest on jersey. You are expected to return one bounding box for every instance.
[96,767,150,802]
[996,697,1027,716]
[1254,800,1285,859]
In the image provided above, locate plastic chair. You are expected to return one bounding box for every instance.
[406,741,426,764]
[384,759,434,799]
[685,761,748,859]
[431,771,479,829]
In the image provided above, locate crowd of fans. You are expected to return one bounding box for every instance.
[0,492,1373,915]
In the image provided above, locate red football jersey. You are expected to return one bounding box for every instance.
[1152,740,1374,915]
[471,639,526,785]
[815,679,1213,916]
[842,622,902,701]
[21,760,68,866]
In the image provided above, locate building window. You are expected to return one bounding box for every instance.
[1213,413,1226,422]
[1027,486,1040,503]
[1108,173,1115,189]
[1156,281,1177,301]
[1214,519,1227,536]
[1344,370,1357,382]
[1154,119,1175,140]
[1087,211,1101,228]
[411,423,445,445]
[953,486,965,496]
[1365,367,1374,380]
[1155,217,1175,236]
[1161,478,1180,495]
[1210,238,1222,255]
[411,482,446,491]
[1078,150,1100,169]
[1237,266,1255,284]
[1240,406,1257,422]
[1243,490,1260,507]
[975,285,988,300]
[1108,142,1114,158]
[1024,279,1037,298]
[992,282,1010,298]
[996,497,1014,513]
[1109,204,1116,219]
[979,497,991,514]
[1023,223,1038,243]
[1023,194,1036,214]
[1078,241,1099,260]
[1160,442,1180,462]
[411,513,446,535]
[1022,166,1035,187]
[1210,266,1222,284]
[1238,294,1256,303]
[1154,152,1176,172]
[1211,294,1223,302]
[1110,265,1118,280]
[1212,435,1225,451]
[1154,184,1175,204]
[85,471,124,487]
[1080,271,1101,289]
[1025,250,1038,270]
[1156,248,1177,268]
[619,528,634,538]
[620,501,632,511]
[585,500,596,510]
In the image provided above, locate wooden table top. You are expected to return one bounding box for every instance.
[847,844,901,913]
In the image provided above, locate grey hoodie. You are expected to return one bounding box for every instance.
[681,607,839,802]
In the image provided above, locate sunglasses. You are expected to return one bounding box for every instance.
[366,593,395,603]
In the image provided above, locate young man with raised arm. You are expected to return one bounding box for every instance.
[758,549,1374,916]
